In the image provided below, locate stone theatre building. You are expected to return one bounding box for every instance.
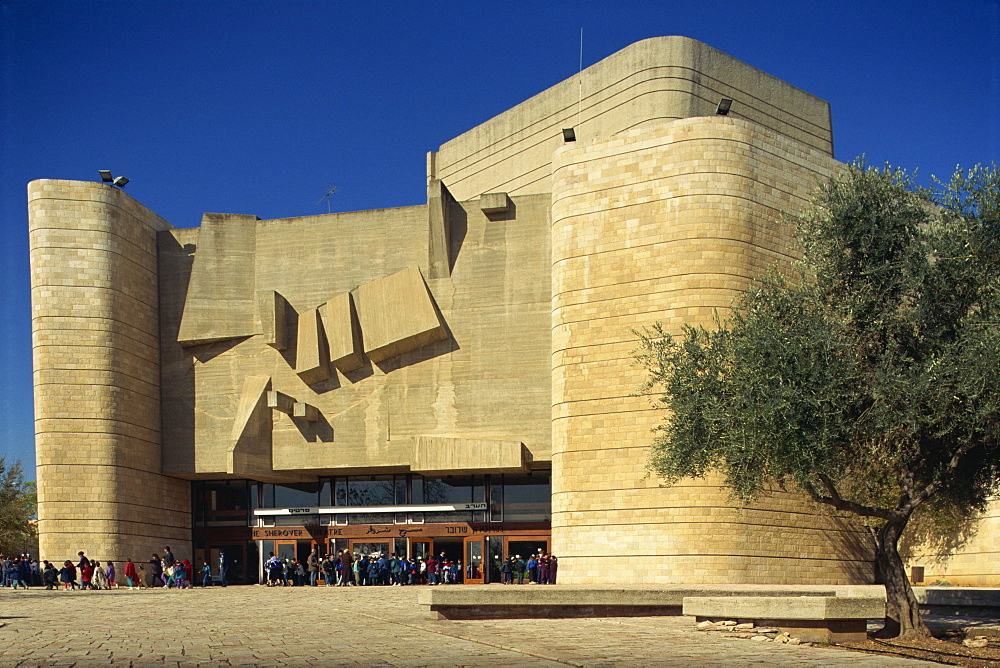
[29,36,998,585]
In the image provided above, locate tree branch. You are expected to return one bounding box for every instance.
[902,439,979,515]
[803,476,894,520]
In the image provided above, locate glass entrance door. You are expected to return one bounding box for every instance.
[276,540,296,562]
[464,537,484,584]
[410,539,432,561]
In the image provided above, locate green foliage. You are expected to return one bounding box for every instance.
[0,458,37,556]
[637,162,1000,525]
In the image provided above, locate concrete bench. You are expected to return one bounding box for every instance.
[914,587,1000,618]
[683,595,885,643]
[417,586,840,620]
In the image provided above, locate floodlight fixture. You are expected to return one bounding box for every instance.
[99,170,130,188]
[716,98,733,116]
[562,127,576,142]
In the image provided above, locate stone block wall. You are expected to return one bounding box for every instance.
[29,179,191,565]
[549,117,875,584]
[902,500,1000,586]
[432,36,833,202]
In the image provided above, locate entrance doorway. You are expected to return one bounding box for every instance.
[410,539,431,560]
[194,542,247,585]
[505,538,548,561]
[432,537,464,583]
[464,537,485,583]
[276,539,312,564]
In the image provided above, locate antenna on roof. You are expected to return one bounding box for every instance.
[577,27,583,130]
[316,184,338,213]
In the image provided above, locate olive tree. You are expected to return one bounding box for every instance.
[636,163,1000,639]
[0,458,37,557]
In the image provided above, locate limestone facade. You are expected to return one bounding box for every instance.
[28,36,995,584]
[29,180,191,563]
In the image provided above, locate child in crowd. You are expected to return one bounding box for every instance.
[6,559,23,589]
[124,559,138,589]
[42,561,58,589]
[59,560,77,590]
[91,560,108,589]
[172,560,188,588]
[201,560,212,587]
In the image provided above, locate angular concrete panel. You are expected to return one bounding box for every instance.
[258,289,290,350]
[427,179,459,278]
[412,436,530,475]
[480,192,511,214]
[178,213,260,346]
[353,265,447,364]
[319,292,364,373]
[295,307,331,384]
[228,375,273,477]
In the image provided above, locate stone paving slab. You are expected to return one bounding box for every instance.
[0,586,939,666]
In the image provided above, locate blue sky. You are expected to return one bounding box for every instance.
[1,0,998,478]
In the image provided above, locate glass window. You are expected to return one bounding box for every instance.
[274,482,320,508]
[192,480,251,527]
[502,473,551,521]
[259,481,321,509]
[347,477,395,506]
[348,512,394,524]
[423,476,479,505]
[335,479,348,506]
[411,476,424,504]
[489,478,503,522]
[394,476,407,505]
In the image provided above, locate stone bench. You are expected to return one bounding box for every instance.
[682,595,885,643]
[417,586,840,620]
[914,587,1000,618]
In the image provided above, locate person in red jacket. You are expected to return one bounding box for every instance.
[426,555,439,585]
[123,559,138,589]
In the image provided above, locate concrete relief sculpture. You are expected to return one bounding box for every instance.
[295,306,332,385]
[177,213,260,346]
[320,291,364,373]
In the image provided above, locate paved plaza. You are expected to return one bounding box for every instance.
[0,585,940,667]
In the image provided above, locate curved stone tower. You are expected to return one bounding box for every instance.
[550,117,875,584]
[29,179,190,564]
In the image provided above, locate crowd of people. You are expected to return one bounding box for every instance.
[260,549,558,586]
[2,546,232,591]
[499,553,558,584]
[264,549,467,586]
[5,547,559,589]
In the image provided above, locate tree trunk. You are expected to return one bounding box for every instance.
[873,519,932,639]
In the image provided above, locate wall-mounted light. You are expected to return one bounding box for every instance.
[562,128,576,142]
[716,99,733,116]
[98,170,129,188]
